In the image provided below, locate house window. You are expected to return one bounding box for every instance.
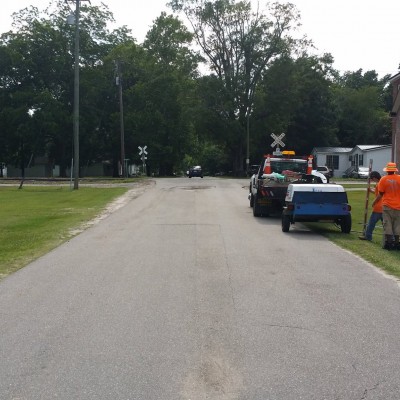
[326,155,339,170]
[358,154,364,166]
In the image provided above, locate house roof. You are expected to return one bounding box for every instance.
[389,72,400,83]
[353,145,392,152]
[311,147,352,154]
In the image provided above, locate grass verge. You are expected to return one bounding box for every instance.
[306,189,400,278]
[0,185,128,280]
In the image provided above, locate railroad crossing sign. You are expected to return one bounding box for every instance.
[138,146,148,163]
[138,145,147,156]
[271,133,285,148]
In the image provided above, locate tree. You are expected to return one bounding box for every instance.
[105,13,201,176]
[251,53,338,158]
[168,0,307,173]
[0,0,134,175]
[333,69,392,146]
[143,12,201,77]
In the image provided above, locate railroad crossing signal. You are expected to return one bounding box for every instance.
[271,133,285,148]
[139,145,148,173]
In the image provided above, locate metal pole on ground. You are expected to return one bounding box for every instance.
[362,159,373,234]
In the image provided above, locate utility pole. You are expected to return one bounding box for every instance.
[116,60,125,177]
[66,0,90,189]
[246,106,250,175]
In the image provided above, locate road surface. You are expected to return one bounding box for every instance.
[1,177,400,399]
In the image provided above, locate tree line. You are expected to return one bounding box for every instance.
[0,0,395,177]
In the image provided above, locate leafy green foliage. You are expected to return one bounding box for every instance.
[332,70,392,146]
[0,0,396,177]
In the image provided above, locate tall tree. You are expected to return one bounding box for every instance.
[0,0,133,175]
[333,69,392,146]
[250,53,338,158]
[106,13,201,175]
[168,0,306,173]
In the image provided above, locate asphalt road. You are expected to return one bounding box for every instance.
[1,177,400,400]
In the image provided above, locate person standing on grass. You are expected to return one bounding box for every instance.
[359,171,383,241]
[372,162,400,250]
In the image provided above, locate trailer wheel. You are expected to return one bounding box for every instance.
[253,194,261,217]
[340,215,352,233]
[282,214,291,232]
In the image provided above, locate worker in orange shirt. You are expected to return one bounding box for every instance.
[359,171,383,241]
[372,162,400,250]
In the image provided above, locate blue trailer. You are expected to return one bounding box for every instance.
[281,184,352,233]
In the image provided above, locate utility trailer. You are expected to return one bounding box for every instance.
[281,184,352,233]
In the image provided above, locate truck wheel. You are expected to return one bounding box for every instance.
[340,215,352,233]
[282,214,291,232]
[249,193,254,208]
[253,194,261,217]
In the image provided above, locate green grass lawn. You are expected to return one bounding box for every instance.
[0,185,128,279]
[306,188,400,278]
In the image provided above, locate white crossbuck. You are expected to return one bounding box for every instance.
[271,133,285,148]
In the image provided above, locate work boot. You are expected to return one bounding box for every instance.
[359,236,371,241]
[383,242,395,250]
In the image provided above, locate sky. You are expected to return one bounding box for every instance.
[1,0,399,79]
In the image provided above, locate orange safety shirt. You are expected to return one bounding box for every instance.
[372,184,383,213]
[378,174,400,210]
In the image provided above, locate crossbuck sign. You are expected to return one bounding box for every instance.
[271,133,285,148]
[138,146,148,163]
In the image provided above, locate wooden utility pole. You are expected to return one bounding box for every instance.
[116,60,125,177]
[66,0,90,189]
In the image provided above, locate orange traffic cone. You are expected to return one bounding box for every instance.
[264,155,271,174]
[306,155,313,174]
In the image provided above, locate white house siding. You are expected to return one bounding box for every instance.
[350,146,392,173]
[311,148,352,178]
[312,145,392,177]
